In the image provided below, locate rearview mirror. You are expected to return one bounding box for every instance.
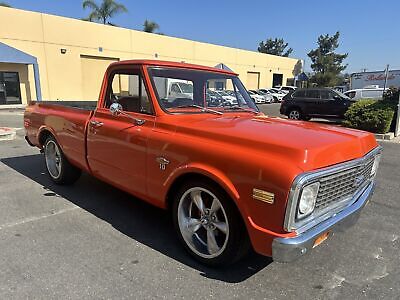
[110,102,123,116]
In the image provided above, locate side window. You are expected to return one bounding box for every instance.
[293,90,306,98]
[320,90,335,100]
[306,90,320,99]
[170,83,181,94]
[106,70,153,115]
[346,91,356,99]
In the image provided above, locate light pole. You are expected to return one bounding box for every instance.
[395,92,400,137]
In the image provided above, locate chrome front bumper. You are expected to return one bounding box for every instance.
[272,181,375,263]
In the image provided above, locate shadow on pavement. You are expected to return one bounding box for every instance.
[1,154,272,283]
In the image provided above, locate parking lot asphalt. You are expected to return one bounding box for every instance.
[0,110,399,299]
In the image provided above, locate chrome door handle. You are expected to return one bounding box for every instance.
[90,120,104,128]
[134,119,145,126]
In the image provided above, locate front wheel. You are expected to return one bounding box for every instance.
[44,136,81,185]
[172,180,250,266]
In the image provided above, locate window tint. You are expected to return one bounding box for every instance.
[306,89,320,99]
[106,70,153,115]
[320,90,335,100]
[293,90,306,98]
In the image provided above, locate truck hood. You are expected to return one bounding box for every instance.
[174,114,378,171]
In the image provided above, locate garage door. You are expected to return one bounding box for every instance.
[81,55,119,100]
[246,72,260,90]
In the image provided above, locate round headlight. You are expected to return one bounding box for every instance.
[298,182,320,218]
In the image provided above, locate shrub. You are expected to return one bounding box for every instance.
[343,99,396,134]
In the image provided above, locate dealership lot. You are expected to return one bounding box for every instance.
[0,111,399,299]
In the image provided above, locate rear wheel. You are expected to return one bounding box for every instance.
[288,108,302,120]
[172,180,250,266]
[44,136,81,185]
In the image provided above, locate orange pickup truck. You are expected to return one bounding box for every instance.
[24,60,382,266]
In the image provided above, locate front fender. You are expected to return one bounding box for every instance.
[164,162,241,205]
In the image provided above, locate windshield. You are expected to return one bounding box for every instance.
[148,67,259,114]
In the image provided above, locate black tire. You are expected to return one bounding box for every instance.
[303,116,312,121]
[172,179,250,266]
[44,136,81,185]
[288,108,302,120]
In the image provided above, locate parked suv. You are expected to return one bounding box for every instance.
[280,88,353,120]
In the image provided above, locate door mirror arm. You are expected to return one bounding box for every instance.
[109,102,145,126]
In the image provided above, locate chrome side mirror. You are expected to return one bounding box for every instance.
[110,102,123,116]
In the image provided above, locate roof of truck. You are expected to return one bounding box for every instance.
[109,60,238,75]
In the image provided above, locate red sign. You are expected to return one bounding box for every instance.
[366,74,395,81]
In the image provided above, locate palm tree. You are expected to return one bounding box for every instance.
[143,20,159,33]
[82,0,127,25]
[0,2,11,7]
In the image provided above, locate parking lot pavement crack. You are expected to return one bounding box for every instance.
[0,206,79,231]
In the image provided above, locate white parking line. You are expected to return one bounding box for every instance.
[0,206,79,231]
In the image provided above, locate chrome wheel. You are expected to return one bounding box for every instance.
[177,187,229,259]
[289,110,300,120]
[45,140,62,179]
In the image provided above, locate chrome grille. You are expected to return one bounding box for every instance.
[315,158,375,210]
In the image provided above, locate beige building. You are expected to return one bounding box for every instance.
[0,6,302,106]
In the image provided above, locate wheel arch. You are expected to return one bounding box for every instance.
[37,127,65,153]
[164,165,241,213]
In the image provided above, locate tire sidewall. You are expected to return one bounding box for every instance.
[44,137,65,183]
[172,179,248,266]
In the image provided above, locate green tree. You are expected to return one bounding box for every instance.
[257,38,293,57]
[143,20,159,33]
[82,0,127,25]
[0,2,11,7]
[307,31,348,87]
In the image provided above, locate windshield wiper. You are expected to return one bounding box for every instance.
[224,105,259,114]
[176,104,223,115]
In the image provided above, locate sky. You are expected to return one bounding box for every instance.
[4,0,400,73]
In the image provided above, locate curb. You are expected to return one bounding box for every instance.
[0,127,17,141]
[374,132,395,141]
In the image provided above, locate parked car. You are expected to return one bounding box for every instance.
[259,88,284,102]
[248,90,266,104]
[344,88,386,101]
[24,60,381,266]
[249,90,273,103]
[214,90,238,106]
[275,86,297,94]
[280,88,353,120]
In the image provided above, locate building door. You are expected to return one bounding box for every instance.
[247,72,260,89]
[80,55,119,101]
[272,73,283,87]
[0,72,21,105]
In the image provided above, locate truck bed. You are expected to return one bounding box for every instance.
[25,100,95,172]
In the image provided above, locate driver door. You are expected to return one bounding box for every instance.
[86,66,155,197]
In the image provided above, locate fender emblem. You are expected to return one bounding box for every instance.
[156,157,170,170]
